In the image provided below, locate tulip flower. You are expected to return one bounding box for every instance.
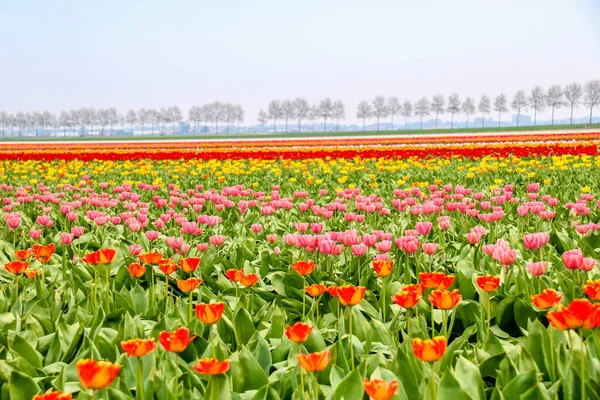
[476,275,500,292]
[178,277,203,321]
[584,280,600,301]
[391,290,421,309]
[412,336,447,398]
[563,248,583,270]
[225,269,243,282]
[305,283,327,297]
[126,263,146,278]
[4,260,28,275]
[429,289,461,338]
[547,298,595,330]
[138,251,163,265]
[336,284,365,369]
[296,350,331,372]
[195,302,224,325]
[531,288,563,309]
[33,392,72,400]
[25,269,43,279]
[527,261,547,277]
[32,243,55,263]
[76,359,121,390]
[240,272,259,287]
[14,249,31,260]
[373,260,393,277]
[159,327,196,353]
[363,378,399,400]
[292,260,316,276]
[121,338,157,357]
[179,257,201,273]
[419,272,455,290]
[285,322,313,343]
[193,358,231,375]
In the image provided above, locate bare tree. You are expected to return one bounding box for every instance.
[209,101,226,133]
[257,109,268,132]
[235,104,244,133]
[268,100,283,132]
[546,85,564,126]
[168,106,182,135]
[356,100,372,131]
[147,109,158,136]
[402,100,413,130]
[584,79,600,124]
[511,90,527,127]
[493,94,508,127]
[158,108,169,135]
[0,111,8,138]
[59,111,71,137]
[126,110,137,134]
[188,106,202,134]
[280,99,295,133]
[49,113,59,137]
[478,95,491,127]
[224,103,237,134]
[447,94,460,129]
[564,82,583,125]
[201,106,211,133]
[98,108,110,136]
[529,86,546,126]
[461,97,475,129]
[371,96,387,131]
[387,97,401,130]
[108,108,119,135]
[309,104,319,131]
[70,109,81,136]
[332,99,345,131]
[32,111,43,136]
[137,108,148,135]
[293,97,310,132]
[319,98,334,132]
[414,97,430,129]
[431,95,445,129]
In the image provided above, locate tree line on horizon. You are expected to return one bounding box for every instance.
[0,80,598,137]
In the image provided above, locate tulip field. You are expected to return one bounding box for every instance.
[3,131,600,399]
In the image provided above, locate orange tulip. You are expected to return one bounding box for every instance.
[531,288,563,309]
[363,378,399,400]
[179,257,201,273]
[4,260,28,275]
[337,284,366,306]
[285,322,313,343]
[195,302,225,324]
[240,273,259,287]
[326,285,338,297]
[192,358,231,375]
[584,304,600,329]
[412,336,447,362]
[120,338,157,357]
[138,251,163,264]
[126,263,146,278]
[32,243,55,263]
[547,298,595,330]
[296,350,331,372]
[292,260,316,276]
[476,275,501,292]
[159,259,178,274]
[225,269,243,282]
[373,260,393,277]
[584,280,600,301]
[25,269,43,279]
[305,283,327,297]
[391,290,421,309]
[177,277,202,292]
[428,289,462,310]
[419,272,455,290]
[14,249,31,260]
[97,248,117,264]
[33,391,72,400]
[404,283,425,296]
[76,359,121,390]
[159,327,196,352]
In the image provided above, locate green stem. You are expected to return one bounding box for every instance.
[303,277,306,319]
[174,353,179,399]
[580,329,586,400]
[407,308,412,337]
[431,362,437,399]
[93,268,97,310]
[136,357,144,400]
[105,264,110,307]
[150,266,155,310]
[349,307,354,369]
[188,289,193,322]
[165,274,169,313]
[299,343,305,396]
[211,325,216,358]
[313,372,319,398]
[431,305,435,337]
[549,327,556,381]
[443,310,448,339]
[381,277,386,322]
[487,293,491,336]
[404,254,410,285]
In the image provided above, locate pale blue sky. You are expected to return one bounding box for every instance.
[0,0,598,123]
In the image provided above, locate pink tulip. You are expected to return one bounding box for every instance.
[422,243,438,255]
[523,233,546,250]
[351,243,368,257]
[373,253,389,261]
[362,234,378,247]
[145,230,160,241]
[251,224,263,233]
[210,235,226,246]
[129,244,143,256]
[395,236,419,253]
[266,234,278,243]
[71,226,85,237]
[466,231,482,245]
[318,239,335,255]
[562,248,583,270]
[60,233,74,245]
[294,223,308,233]
[310,223,323,233]
[580,257,596,272]
[30,229,41,239]
[494,248,516,266]
[527,261,547,276]
[415,221,433,235]
[196,243,209,252]
[377,240,392,253]
[166,236,184,250]
[274,247,281,255]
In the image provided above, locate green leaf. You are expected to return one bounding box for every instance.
[332,368,364,400]
[10,334,42,370]
[238,347,269,391]
[130,285,148,315]
[454,356,485,400]
[501,370,538,399]
[250,384,281,400]
[437,369,473,400]
[204,374,232,400]
[9,370,40,400]
[234,308,256,347]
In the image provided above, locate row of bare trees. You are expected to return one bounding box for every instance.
[0,103,246,138]
[257,98,345,132]
[351,80,600,131]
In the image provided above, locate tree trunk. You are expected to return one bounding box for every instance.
[482,112,485,127]
[376,116,379,131]
[517,112,520,127]
[391,115,394,130]
[405,116,408,130]
[498,111,501,127]
[420,116,423,129]
[551,106,555,126]
[362,117,365,131]
[590,107,594,124]
[435,113,438,128]
[324,117,327,132]
[451,113,454,129]
[273,118,276,133]
[534,109,537,126]
[570,105,574,125]
[466,114,469,129]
